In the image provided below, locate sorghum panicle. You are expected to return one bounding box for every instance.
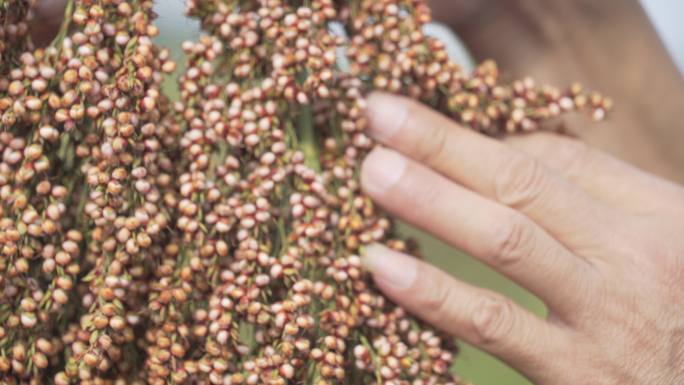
[0,1,608,384]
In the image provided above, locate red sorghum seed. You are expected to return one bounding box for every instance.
[0,0,608,383]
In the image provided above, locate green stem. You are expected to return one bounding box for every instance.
[298,105,321,172]
[360,335,383,384]
[49,0,74,49]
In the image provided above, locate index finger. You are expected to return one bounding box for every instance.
[365,92,622,251]
[504,132,684,214]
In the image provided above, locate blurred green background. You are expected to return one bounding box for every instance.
[153,3,543,385]
[400,225,544,385]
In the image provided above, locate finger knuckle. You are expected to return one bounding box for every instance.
[417,118,449,167]
[470,295,516,345]
[421,278,456,316]
[410,178,443,212]
[494,153,546,210]
[491,214,532,267]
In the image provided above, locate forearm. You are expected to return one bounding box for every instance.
[543,1,684,182]
[430,0,684,182]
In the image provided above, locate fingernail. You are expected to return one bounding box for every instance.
[361,147,406,195]
[367,93,408,142]
[362,244,417,290]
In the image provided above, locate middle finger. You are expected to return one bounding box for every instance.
[361,147,597,316]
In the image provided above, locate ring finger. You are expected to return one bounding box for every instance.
[363,244,574,384]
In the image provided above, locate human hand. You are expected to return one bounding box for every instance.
[360,92,684,384]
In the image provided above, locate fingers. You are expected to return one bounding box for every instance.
[361,147,595,314]
[363,244,571,383]
[504,132,684,214]
[365,92,620,249]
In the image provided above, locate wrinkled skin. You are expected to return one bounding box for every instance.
[361,6,684,383]
[361,91,684,385]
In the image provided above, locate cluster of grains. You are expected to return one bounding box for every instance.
[0,1,37,70]
[0,0,608,384]
[346,1,612,132]
[0,0,177,383]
